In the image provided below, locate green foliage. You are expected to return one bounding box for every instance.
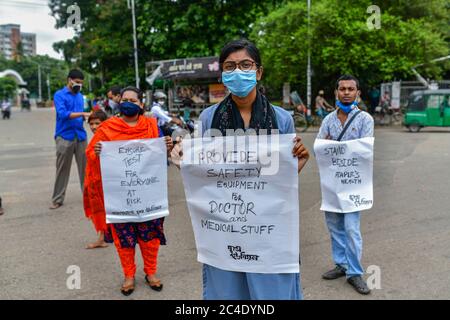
[138,0,281,59]
[253,0,450,96]
[0,77,17,100]
[48,0,449,98]
[49,0,281,92]
[0,55,68,100]
[51,0,133,95]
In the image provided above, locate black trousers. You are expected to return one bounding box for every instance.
[2,110,11,119]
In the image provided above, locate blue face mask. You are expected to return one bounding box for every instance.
[336,99,358,114]
[222,70,257,98]
[119,101,142,116]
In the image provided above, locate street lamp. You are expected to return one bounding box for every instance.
[306,0,311,111]
[128,0,140,88]
[28,59,42,102]
[46,73,51,101]
[38,64,42,102]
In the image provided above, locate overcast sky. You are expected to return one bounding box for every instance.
[0,0,75,59]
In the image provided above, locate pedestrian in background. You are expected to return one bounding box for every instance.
[2,99,11,119]
[50,69,90,210]
[315,89,334,119]
[0,196,4,215]
[369,86,380,114]
[106,85,121,115]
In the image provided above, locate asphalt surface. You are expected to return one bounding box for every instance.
[0,107,449,300]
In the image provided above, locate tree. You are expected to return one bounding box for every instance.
[0,77,18,100]
[252,0,450,98]
[49,0,282,92]
[0,55,69,100]
[138,0,281,59]
[50,0,134,94]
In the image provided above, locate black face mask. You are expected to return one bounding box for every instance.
[119,101,142,116]
[70,81,82,94]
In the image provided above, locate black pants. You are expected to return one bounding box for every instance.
[2,110,10,119]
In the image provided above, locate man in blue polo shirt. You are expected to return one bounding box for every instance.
[50,69,91,209]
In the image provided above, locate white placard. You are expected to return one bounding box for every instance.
[100,138,169,223]
[314,137,374,213]
[180,134,299,274]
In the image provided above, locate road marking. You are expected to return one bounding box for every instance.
[2,142,36,147]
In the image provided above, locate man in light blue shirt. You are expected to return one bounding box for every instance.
[317,75,374,295]
[50,69,90,209]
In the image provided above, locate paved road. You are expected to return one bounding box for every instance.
[0,107,449,300]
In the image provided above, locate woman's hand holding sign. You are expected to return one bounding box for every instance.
[164,136,174,153]
[170,137,183,169]
[95,142,102,156]
[95,137,173,157]
[292,136,310,173]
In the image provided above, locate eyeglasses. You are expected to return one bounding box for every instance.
[222,59,259,73]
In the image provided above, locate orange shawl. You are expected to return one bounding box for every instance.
[83,116,160,232]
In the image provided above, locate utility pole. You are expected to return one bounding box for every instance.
[412,55,450,89]
[306,0,312,111]
[129,0,140,88]
[28,59,42,102]
[88,74,92,93]
[46,73,51,101]
[37,64,42,102]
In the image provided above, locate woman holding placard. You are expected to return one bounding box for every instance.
[172,39,310,300]
[84,86,173,296]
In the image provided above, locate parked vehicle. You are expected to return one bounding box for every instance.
[403,89,450,132]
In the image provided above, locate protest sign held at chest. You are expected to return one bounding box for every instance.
[100,138,169,224]
[180,134,300,274]
[314,137,374,213]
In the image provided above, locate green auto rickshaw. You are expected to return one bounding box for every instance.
[403,89,450,132]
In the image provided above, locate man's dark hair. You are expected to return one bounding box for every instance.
[67,69,84,80]
[219,39,262,71]
[120,86,143,101]
[108,85,121,96]
[335,74,360,90]
[88,110,108,123]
